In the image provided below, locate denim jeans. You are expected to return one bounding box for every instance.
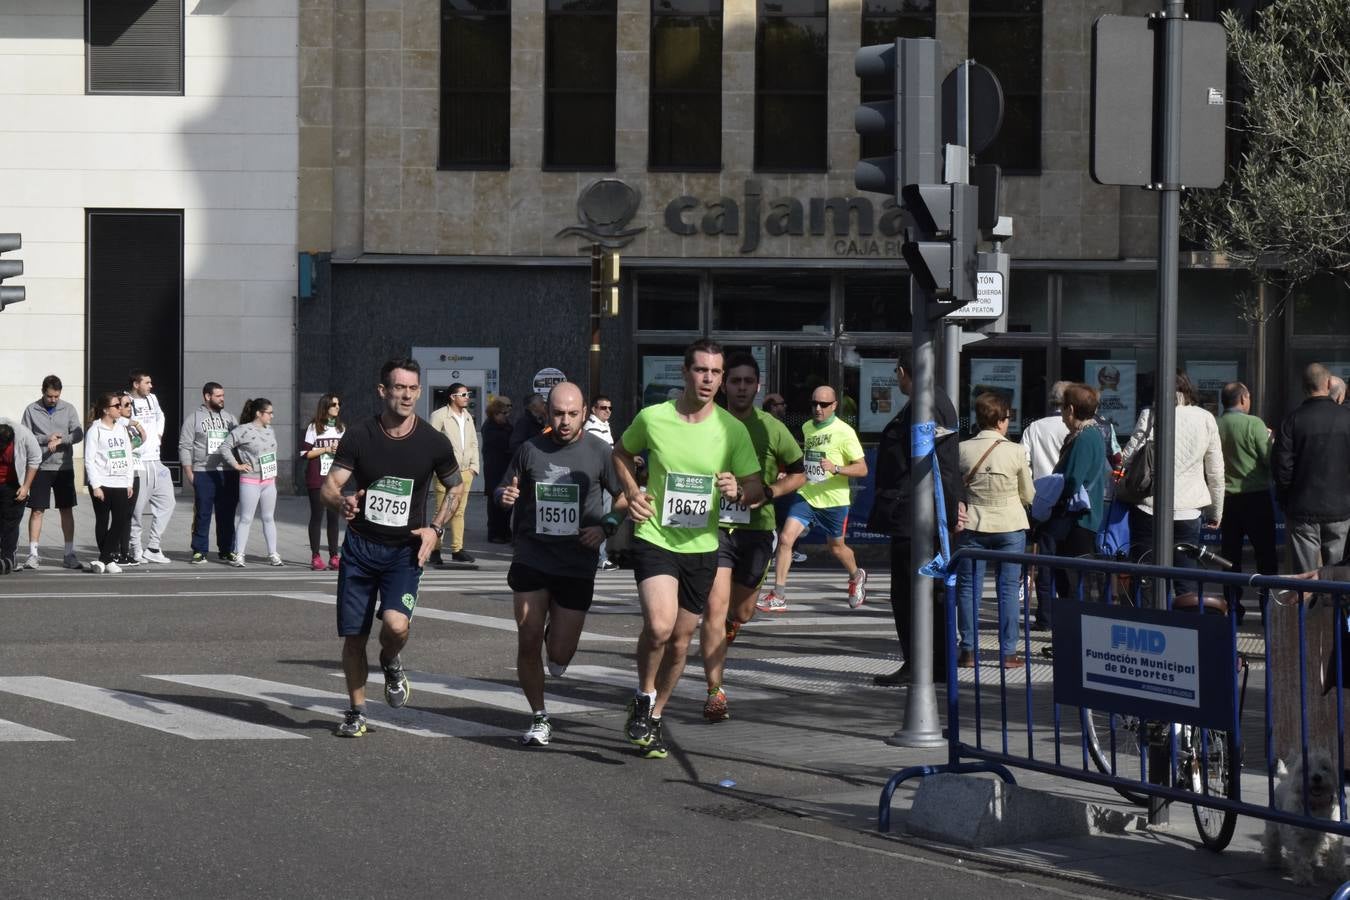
[956,529,1027,654]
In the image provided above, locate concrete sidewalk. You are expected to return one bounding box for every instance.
[9,491,1344,898]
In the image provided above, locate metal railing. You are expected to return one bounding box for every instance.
[878,547,1350,858]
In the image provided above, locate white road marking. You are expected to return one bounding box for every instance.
[146,674,514,739]
[0,676,303,740]
[0,718,71,742]
[354,671,606,716]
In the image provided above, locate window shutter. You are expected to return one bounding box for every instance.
[88,0,184,95]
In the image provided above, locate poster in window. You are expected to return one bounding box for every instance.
[641,357,685,407]
[969,359,1023,436]
[860,358,908,432]
[1185,361,1238,415]
[1086,360,1137,436]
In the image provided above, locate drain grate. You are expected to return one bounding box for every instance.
[686,802,775,822]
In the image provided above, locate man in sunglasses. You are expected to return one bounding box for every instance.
[760,385,869,612]
[583,394,618,571]
[429,382,479,565]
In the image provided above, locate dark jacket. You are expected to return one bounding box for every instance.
[509,411,544,456]
[868,386,960,539]
[481,419,513,495]
[1273,396,1350,522]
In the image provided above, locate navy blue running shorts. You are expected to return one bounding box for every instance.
[335,529,423,636]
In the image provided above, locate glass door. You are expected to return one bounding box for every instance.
[774,344,833,436]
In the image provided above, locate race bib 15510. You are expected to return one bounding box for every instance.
[535,482,580,536]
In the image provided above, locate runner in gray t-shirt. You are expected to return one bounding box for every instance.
[497,382,626,747]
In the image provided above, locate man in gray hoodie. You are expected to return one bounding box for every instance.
[20,374,84,569]
[0,417,40,573]
[178,382,239,565]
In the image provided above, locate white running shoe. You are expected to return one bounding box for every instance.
[142,549,171,565]
[104,561,122,574]
[847,568,868,609]
[86,560,105,574]
[791,550,807,563]
[228,553,246,568]
[22,552,39,570]
[546,659,569,679]
[267,554,284,567]
[520,714,552,746]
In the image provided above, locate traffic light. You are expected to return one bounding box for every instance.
[0,233,23,312]
[853,38,942,199]
[901,183,978,307]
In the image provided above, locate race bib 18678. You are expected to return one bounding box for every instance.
[365,475,413,528]
[662,472,713,529]
[535,482,580,536]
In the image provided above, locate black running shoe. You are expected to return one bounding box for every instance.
[625,694,653,746]
[382,658,411,709]
[643,718,669,760]
[337,708,367,738]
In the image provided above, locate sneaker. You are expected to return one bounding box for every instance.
[63,552,81,569]
[268,554,284,567]
[520,713,552,747]
[625,694,654,746]
[451,550,475,563]
[86,560,105,574]
[217,552,231,563]
[703,688,729,723]
[847,568,868,609]
[597,560,619,572]
[546,658,568,679]
[756,590,788,613]
[311,554,325,571]
[328,554,340,571]
[382,658,411,709]
[791,550,807,563]
[428,549,444,567]
[228,553,245,568]
[957,650,976,669]
[142,548,171,565]
[118,554,140,568]
[725,619,741,644]
[336,708,367,738]
[0,558,10,575]
[104,561,122,574]
[642,718,669,760]
[23,552,39,570]
[190,552,208,565]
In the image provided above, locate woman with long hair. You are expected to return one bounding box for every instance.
[220,397,281,567]
[84,391,135,573]
[300,393,345,570]
[1050,383,1109,601]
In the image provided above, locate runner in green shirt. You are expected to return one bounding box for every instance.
[701,351,806,723]
[613,340,764,759]
[760,385,870,612]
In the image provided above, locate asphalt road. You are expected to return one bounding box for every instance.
[0,560,1140,900]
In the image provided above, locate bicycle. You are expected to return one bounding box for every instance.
[1077,542,1250,852]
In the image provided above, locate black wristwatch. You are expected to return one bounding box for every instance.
[764,483,775,501]
[428,523,444,538]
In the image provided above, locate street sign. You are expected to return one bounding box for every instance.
[531,367,566,395]
[943,271,1003,319]
[1090,15,1227,188]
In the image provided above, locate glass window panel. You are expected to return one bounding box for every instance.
[441,3,511,167]
[445,0,509,10]
[1004,269,1049,332]
[637,275,701,331]
[650,94,722,169]
[712,273,830,332]
[547,18,618,89]
[969,0,1041,172]
[549,0,613,11]
[1058,347,1155,437]
[638,343,698,409]
[840,346,906,439]
[960,346,1048,436]
[1177,270,1252,335]
[1060,273,1154,334]
[763,0,827,14]
[442,16,510,88]
[546,93,616,167]
[758,18,828,91]
[978,95,1039,171]
[652,16,721,90]
[441,93,510,164]
[1291,273,1350,335]
[756,95,827,170]
[654,0,720,12]
[843,275,912,333]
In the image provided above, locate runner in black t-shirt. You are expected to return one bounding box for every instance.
[322,358,461,738]
[497,382,627,747]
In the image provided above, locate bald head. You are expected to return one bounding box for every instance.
[810,385,839,424]
[547,381,586,443]
[1305,363,1331,396]
[1331,375,1347,405]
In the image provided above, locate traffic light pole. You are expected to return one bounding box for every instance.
[942,321,961,405]
[889,279,945,749]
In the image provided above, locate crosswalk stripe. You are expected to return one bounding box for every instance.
[270,592,629,642]
[355,671,607,716]
[0,676,304,740]
[147,675,514,739]
[0,717,71,742]
[563,664,782,702]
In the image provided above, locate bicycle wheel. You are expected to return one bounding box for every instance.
[1186,727,1238,852]
[1080,707,1151,805]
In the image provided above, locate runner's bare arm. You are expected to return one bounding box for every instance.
[613,443,654,523]
[757,470,806,508]
[321,465,362,520]
[823,455,868,477]
[724,472,765,508]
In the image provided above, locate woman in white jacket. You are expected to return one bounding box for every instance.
[84,392,135,574]
[220,398,281,567]
[1122,372,1224,591]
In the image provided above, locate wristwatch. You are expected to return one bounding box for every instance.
[428,523,444,538]
[764,483,775,501]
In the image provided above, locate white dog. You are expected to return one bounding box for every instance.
[1262,750,1347,885]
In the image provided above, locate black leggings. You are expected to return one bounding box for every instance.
[307,488,340,556]
[92,487,133,564]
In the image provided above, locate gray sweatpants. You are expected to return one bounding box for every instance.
[234,479,278,557]
[129,461,175,554]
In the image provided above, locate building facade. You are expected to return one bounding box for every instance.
[0,0,298,482]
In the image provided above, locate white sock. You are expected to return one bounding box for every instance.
[64,541,74,553]
[29,542,38,555]
[533,709,547,718]
[636,689,656,705]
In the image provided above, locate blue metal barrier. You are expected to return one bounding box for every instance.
[878,547,1350,859]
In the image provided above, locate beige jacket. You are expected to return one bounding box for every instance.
[430,405,480,476]
[959,429,1034,533]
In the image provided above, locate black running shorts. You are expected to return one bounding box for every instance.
[507,561,596,612]
[716,528,774,590]
[630,536,717,615]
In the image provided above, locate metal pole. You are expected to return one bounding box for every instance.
[589,243,602,400]
[889,278,944,748]
[1146,0,1185,827]
[943,320,961,406]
